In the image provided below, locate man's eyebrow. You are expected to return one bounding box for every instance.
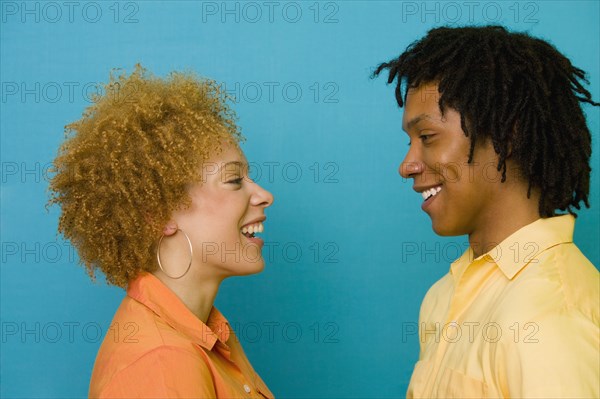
[403,114,437,132]
[218,161,248,172]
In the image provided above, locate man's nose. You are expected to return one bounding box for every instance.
[399,147,424,178]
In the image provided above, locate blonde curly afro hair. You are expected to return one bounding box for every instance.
[48,64,243,288]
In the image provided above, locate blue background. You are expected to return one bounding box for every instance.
[1,1,599,397]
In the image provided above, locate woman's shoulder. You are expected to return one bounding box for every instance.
[89,296,212,397]
[101,294,202,357]
[89,343,215,398]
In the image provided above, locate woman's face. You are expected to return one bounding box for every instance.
[166,141,274,279]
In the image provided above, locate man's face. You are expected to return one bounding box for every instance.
[399,83,504,237]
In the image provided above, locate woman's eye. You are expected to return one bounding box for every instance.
[228,178,243,185]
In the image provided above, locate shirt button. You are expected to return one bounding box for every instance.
[243,384,251,393]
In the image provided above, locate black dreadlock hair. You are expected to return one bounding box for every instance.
[373,25,599,218]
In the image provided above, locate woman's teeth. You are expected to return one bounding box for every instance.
[241,222,264,236]
[422,186,442,201]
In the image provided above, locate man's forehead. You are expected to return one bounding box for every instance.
[405,83,442,105]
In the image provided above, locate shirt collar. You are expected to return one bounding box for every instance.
[127,272,231,351]
[450,214,575,280]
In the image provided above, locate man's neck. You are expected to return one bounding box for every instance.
[469,184,542,258]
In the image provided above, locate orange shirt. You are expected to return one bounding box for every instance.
[89,272,274,398]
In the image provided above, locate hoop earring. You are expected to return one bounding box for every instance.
[156,229,193,279]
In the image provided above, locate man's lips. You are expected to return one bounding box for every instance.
[414,184,443,199]
[415,184,443,211]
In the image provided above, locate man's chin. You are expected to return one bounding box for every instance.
[431,220,463,237]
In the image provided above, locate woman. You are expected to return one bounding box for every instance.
[48,65,275,398]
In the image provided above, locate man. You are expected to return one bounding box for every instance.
[374,26,599,398]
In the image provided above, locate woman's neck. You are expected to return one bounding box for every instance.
[152,270,222,323]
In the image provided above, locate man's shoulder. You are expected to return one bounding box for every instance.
[497,242,599,321]
[419,272,454,318]
[422,271,453,298]
[516,242,597,302]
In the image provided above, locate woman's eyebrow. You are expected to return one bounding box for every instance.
[219,161,247,171]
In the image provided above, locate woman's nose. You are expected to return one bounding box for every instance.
[251,182,274,208]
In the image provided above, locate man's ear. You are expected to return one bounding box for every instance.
[506,122,520,158]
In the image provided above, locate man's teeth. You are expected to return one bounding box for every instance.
[421,186,442,201]
[241,222,264,235]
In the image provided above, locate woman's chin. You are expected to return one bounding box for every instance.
[244,259,266,275]
[225,258,266,277]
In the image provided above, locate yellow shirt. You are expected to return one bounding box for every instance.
[89,272,274,398]
[407,215,600,398]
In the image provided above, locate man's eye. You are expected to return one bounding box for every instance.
[419,134,433,142]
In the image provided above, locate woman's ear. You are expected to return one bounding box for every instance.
[162,221,178,236]
[145,213,178,237]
